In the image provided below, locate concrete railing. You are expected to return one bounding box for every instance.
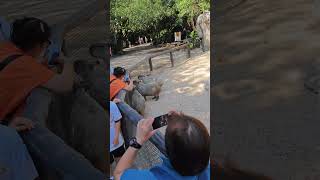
[21,88,106,179]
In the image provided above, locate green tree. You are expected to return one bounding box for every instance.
[110,0,209,53]
[176,0,210,30]
[111,0,175,51]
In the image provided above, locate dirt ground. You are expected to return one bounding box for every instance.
[214,0,320,179]
[144,51,210,134]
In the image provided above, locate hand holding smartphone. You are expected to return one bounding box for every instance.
[152,114,169,130]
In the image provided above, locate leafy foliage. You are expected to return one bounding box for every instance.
[176,0,210,30]
[188,30,201,49]
[110,0,209,52]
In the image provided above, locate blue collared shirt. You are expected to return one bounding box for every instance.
[121,156,210,180]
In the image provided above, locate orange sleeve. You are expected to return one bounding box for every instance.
[22,58,55,84]
[110,78,126,100]
[119,81,126,90]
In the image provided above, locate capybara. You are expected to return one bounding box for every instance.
[133,80,162,101]
[138,74,164,87]
[125,88,145,115]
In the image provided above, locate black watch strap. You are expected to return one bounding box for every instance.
[129,137,142,149]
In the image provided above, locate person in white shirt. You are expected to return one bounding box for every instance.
[110,100,126,179]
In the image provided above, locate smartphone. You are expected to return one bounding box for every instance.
[124,71,130,82]
[46,25,65,65]
[152,114,169,129]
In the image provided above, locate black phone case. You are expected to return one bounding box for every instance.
[152,114,169,129]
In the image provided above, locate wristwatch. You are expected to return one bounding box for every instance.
[129,137,142,149]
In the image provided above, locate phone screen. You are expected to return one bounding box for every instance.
[124,71,130,82]
[152,114,169,129]
[47,25,64,65]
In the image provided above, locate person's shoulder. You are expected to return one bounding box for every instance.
[110,74,116,80]
[0,41,15,49]
[121,169,155,180]
[12,55,55,79]
[0,42,35,63]
[0,42,22,60]
[14,55,46,69]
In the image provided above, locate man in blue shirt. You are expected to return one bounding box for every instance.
[113,111,210,180]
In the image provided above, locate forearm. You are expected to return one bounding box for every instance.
[128,82,133,90]
[61,62,75,90]
[115,122,121,139]
[114,117,158,179]
[117,102,167,155]
[42,59,76,93]
[113,147,139,180]
[125,81,134,91]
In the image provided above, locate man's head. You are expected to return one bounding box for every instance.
[113,67,126,80]
[11,17,51,58]
[165,113,210,176]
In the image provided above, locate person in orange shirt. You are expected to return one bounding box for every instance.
[0,17,106,179]
[110,67,133,100]
[0,17,75,123]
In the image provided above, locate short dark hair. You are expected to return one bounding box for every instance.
[165,113,210,176]
[113,67,126,78]
[11,17,50,51]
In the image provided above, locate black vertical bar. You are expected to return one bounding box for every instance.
[187,46,191,58]
[149,57,153,71]
[170,52,174,67]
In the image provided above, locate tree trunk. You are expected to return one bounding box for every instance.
[115,33,124,53]
[191,18,196,31]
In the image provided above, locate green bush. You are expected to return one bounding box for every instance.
[153,29,174,45]
[188,30,200,49]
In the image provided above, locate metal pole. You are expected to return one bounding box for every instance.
[149,57,153,71]
[170,52,174,67]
